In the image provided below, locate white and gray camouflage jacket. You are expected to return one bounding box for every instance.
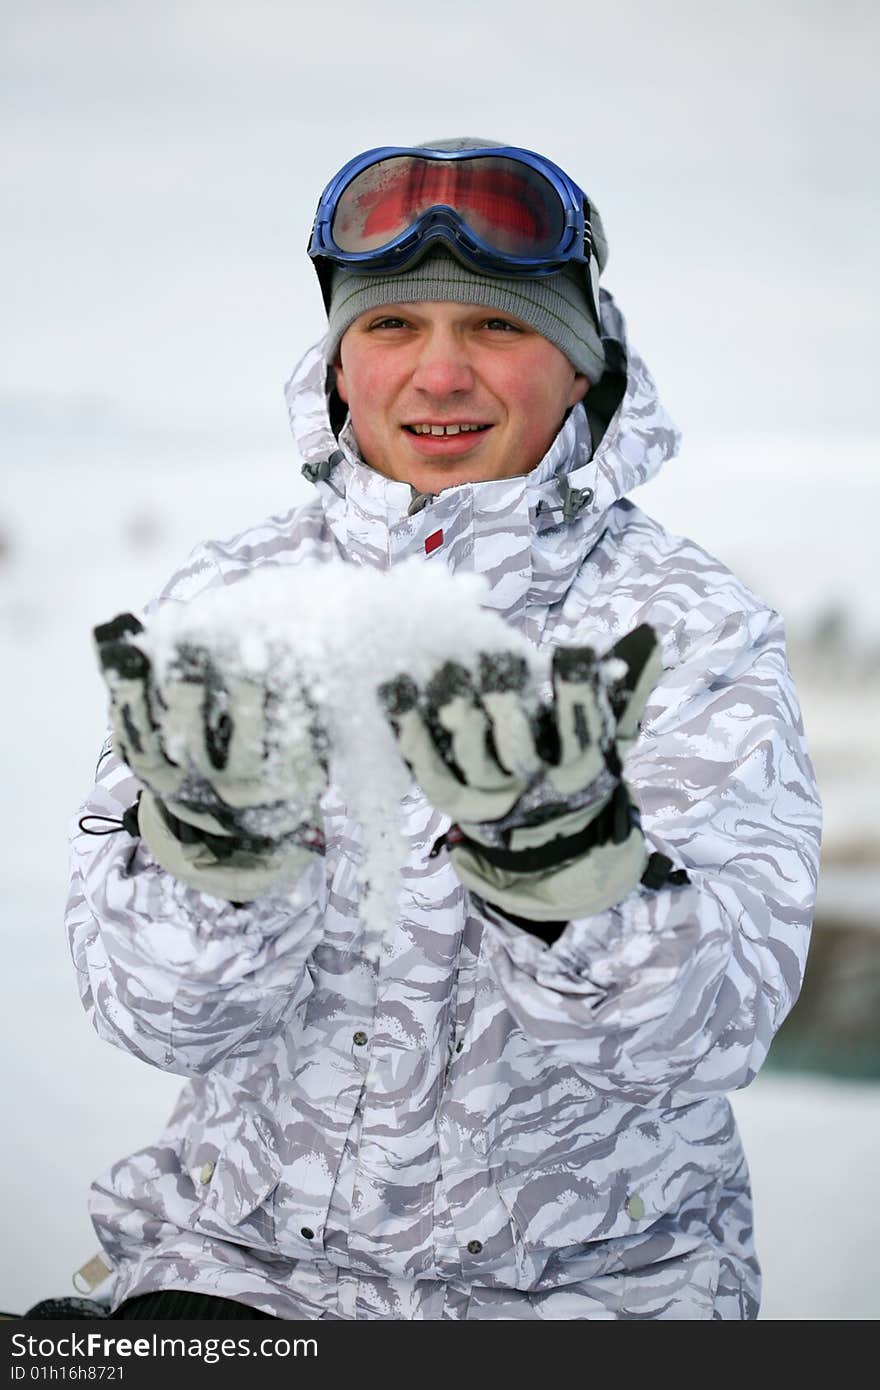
[67,287,821,1320]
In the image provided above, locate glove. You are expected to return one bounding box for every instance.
[93,612,328,901]
[379,624,667,922]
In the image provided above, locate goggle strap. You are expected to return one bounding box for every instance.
[581,197,602,334]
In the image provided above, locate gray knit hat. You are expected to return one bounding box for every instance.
[324,139,608,384]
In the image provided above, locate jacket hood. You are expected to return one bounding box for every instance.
[283,287,681,630]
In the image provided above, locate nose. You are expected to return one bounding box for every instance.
[410,325,475,398]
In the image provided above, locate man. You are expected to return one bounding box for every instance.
[66,139,821,1320]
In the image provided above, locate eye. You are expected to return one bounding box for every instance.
[368,315,408,330]
[483,317,522,332]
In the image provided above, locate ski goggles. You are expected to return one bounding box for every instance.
[308,145,601,327]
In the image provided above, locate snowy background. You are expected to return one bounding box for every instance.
[2,0,878,1319]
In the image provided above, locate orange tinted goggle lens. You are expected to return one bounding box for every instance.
[331,155,565,257]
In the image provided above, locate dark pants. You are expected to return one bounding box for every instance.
[113,1291,276,1319]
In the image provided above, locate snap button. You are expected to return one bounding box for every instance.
[353,1031,368,1047]
[626,1194,645,1220]
[466,1239,483,1255]
[300,1227,315,1240]
[198,1161,215,1185]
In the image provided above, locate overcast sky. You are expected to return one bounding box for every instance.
[2,0,876,454]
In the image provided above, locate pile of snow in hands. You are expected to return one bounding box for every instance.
[142,561,551,955]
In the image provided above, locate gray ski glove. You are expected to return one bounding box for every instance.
[93,613,328,902]
[379,624,678,922]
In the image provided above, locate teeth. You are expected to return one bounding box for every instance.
[409,423,488,435]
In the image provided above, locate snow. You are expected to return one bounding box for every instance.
[1,437,878,1318]
[730,1076,880,1320]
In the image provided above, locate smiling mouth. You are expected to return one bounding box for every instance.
[403,423,492,436]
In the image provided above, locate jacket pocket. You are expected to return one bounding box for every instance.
[493,1094,737,1257]
[494,1163,725,1320]
[191,1107,283,1251]
[495,1146,725,1255]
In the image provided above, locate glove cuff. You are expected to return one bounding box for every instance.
[155,795,327,861]
[137,788,322,902]
[452,824,650,921]
[433,783,638,875]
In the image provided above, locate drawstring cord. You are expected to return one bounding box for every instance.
[79,793,141,839]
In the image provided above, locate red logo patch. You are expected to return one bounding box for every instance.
[424,529,444,555]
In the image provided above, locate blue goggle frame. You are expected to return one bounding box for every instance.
[307,144,601,331]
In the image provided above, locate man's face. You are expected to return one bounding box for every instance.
[333,301,589,495]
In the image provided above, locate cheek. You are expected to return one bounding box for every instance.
[499,359,567,439]
[342,360,397,427]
